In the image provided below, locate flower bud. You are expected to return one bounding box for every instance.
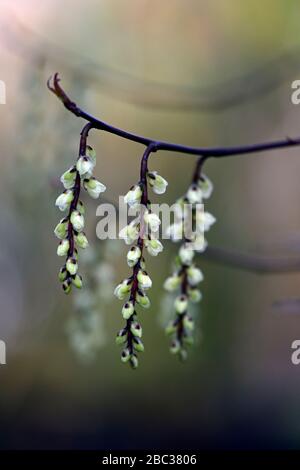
[136,290,151,308]
[70,210,85,232]
[121,348,131,363]
[124,184,142,207]
[76,200,85,214]
[119,222,139,245]
[76,155,94,177]
[83,177,106,199]
[145,238,163,256]
[75,232,89,249]
[133,337,144,353]
[66,257,78,276]
[183,315,194,331]
[174,295,188,314]
[186,184,203,204]
[188,287,202,303]
[183,335,194,346]
[144,211,161,232]
[198,174,213,199]
[170,339,181,354]
[58,266,67,282]
[72,273,83,289]
[54,218,68,239]
[55,190,74,211]
[57,239,70,256]
[116,328,127,345]
[86,145,96,165]
[195,210,216,233]
[165,320,177,335]
[126,246,141,267]
[179,243,194,265]
[114,279,132,300]
[191,234,207,253]
[147,171,168,195]
[130,355,139,369]
[122,301,135,320]
[130,321,142,338]
[187,266,204,286]
[60,166,77,189]
[164,274,181,292]
[139,257,146,270]
[62,278,72,295]
[137,270,152,290]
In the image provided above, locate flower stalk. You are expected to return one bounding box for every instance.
[54,123,106,293]
[115,144,167,368]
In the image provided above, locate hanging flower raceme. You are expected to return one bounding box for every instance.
[115,168,167,368]
[54,145,106,294]
[164,172,215,359]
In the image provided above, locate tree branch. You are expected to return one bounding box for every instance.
[203,245,300,274]
[48,74,300,160]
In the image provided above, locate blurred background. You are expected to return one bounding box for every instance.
[1,0,300,450]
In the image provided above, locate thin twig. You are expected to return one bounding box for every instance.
[48,74,300,162]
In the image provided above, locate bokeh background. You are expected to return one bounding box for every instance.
[1,0,300,450]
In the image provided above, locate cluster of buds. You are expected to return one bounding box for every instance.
[54,145,106,294]
[115,170,168,368]
[164,172,216,359]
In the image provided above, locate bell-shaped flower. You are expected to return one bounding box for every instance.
[137,270,152,290]
[130,321,142,338]
[66,257,78,276]
[76,155,94,177]
[75,232,89,249]
[145,238,163,256]
[136,290,151,308]
[195,210,216,233]
[187,265,204,286]
[130,355,139,369]
[114,278,133,300]
[62,279,72,295]
[164,273,181,291]
[124,184,142,207]
[186,184,203,204]
[147,171,168,194]
[60,166,76,189]
[54,218,68,239]
[83,177,106,199]
[122,301,135,320]
[188,287,202,303]
[179,243,194,265]
[144,210,161,233]
[55,190,74,211]
[70,210,85,232]
[58,267,67,282]
[121,347,131,363]
[119,221,139,245]
[115,328,127,345]
[198,174,213,199]
[133,337,144,352]
[165,320,177,335]
[126,246,141,267]
[174,295,188,314]
[183,315,194,331]
[72,274,83,289]
[57,239,70,256]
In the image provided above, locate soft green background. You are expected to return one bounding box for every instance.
[1,0,300,449]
